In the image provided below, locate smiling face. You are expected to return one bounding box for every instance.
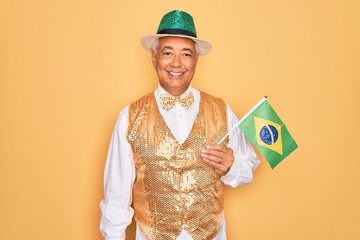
[152,36,198,96]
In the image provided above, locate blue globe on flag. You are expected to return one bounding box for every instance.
[259,125,279,145]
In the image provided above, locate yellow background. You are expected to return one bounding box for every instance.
[1,0,359,239]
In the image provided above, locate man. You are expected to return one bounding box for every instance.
[100,10,260,240]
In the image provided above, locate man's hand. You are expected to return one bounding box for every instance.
[200,142,234,176]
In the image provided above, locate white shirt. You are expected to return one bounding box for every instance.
[100,86,260,240]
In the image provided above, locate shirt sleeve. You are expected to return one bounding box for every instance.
[100,106,135,240]
[220,104,261,188]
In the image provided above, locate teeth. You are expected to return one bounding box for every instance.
[170,72,182,76]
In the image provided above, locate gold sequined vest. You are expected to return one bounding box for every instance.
[127,91,228,240]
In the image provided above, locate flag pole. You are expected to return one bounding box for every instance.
[218,96,268,145]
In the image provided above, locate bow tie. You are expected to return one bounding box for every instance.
[160,91,194,111]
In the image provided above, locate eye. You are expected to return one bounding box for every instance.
[183,52,193,57]
[163,51,172,56]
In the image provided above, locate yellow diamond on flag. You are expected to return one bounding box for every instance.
[254,116,283,155]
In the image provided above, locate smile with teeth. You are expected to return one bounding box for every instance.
[169,71,183,76]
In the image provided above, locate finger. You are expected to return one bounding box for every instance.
[201,148,232,164]
[202,145,223,157]
[200,150,224,164]
[202,158,229,176]
[207,142,224,151]
[203,156,226,170]
[203,143,233,156]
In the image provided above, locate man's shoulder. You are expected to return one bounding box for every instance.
[133,92,154,102]
[199,90,226,105]
[128,92,156,112]
[130,92,154,104]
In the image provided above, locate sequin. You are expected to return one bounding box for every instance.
[159,91,194,111]
[128,91,228,240]
[157,10,197,37]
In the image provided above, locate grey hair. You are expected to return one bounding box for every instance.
[151,39,160,55]
[151,38,199,56]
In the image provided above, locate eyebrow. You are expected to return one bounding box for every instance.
[161,46,194,54]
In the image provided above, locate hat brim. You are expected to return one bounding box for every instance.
[141,34,212,56]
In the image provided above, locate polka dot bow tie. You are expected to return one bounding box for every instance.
[160,91,194,111]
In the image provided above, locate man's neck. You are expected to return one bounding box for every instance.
[158,85,192,96]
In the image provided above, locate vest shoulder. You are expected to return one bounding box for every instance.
[129,93,155,110]
[200,91,226,106]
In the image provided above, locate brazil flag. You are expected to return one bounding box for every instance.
[238,98,298,169]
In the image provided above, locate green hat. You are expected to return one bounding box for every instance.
[141,10,211,56]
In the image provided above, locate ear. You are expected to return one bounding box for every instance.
[151,53,157,67]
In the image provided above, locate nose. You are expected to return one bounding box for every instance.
[170,54,181,67]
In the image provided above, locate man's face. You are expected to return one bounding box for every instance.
[152,36,198,96]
